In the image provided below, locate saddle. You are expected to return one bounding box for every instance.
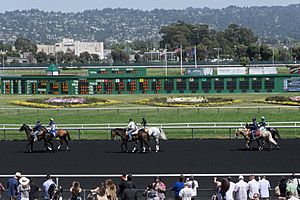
[255,130,261,137]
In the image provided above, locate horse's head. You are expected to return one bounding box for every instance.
[111,128,125,140]
[235,127,248,138]
[19,124,29,132]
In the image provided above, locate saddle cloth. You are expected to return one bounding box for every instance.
[255,130,261,137]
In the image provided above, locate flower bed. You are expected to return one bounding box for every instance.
[11,97,120,108]
[132,96,242,107]
[252,96,300,106]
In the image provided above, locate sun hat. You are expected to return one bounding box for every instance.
[19,177,30,186]
[15,172,22,178]
[238,175,244,180]
[49,118,54,121]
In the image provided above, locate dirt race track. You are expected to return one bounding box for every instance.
[0,139,299,199]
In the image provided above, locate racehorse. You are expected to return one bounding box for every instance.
[235,124,278,151]
[19,124,54,153]
[144,127,167,152]
[55,129,71,151]
[111,128,151,153]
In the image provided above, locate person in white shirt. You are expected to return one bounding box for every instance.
[126,118,138,141]
[291,174,299,198]
[186,176,198,200]
[259,176,271,200]
[179,182,193,200]
[224,177,236,200]
[248,175,260,200]
[234,175,248,200]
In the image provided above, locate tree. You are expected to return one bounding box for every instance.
[15,37,37,53]
[240,57,250,66]
[247,43,260,61]
[111,49,129,63]
[79,51,91,64]
[36,52,48,63]
[91,54,100,63]
[260,44,273,61]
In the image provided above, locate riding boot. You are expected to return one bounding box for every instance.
[34,135,38,142]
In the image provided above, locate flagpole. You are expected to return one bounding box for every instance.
[180,44,183,75]
[194,46,197,68]
[165,47,167,76]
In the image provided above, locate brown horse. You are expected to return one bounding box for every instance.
[19,124,54,152]
[111,128,151,153]
[55,129,71,151]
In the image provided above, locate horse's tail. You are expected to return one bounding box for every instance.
[66,130,71,140]
[267,131,277,145]
[159,128,167,140]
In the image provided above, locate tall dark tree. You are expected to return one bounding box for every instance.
[15,37,37,53]
[36,52,48,63]
[260,44,273,61]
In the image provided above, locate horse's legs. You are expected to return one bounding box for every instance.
[132,141,138,153]
[65,137,69,151]
[155,138,160,152]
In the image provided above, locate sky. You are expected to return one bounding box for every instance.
[0,0,299,12]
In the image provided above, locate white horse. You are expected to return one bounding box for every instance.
[145,127,167,152]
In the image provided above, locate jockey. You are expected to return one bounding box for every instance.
[141,116,148,129]
[48,118,57,137]
[126,118,138,141]
[32,120,42,141]
[250,117,259,139]
[259,116,266,131]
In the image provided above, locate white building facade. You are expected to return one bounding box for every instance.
[37,38,104,59]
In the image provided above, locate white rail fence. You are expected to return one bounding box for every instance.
[1,122,300,140]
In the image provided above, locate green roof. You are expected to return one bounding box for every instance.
[46,63,59,71]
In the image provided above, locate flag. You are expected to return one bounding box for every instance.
[186,47,195,57]
[160,48,167,56]
[174,46,181,54]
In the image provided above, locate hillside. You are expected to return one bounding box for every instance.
[0,4,299,44]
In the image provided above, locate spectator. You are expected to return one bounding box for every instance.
[143,184,159,200]
[7,172,22,200]
[259,176,271,200]
[152,176,166,200]
[286,178,297,197]
[171,174,185,200]
[42,174,56,200]
[179,182,193,200]
[126,174,136,189]
[186,175,199,200]
[291,174,299,198]
[105,179,117,200]
[123,182,137,200]
[287,191,299,200]
[117,173,127,200]
[224,177,235,200]
[91,182,108,200]
[278,177,287,200]
[248,175,259,200]
[17,177,31,200]
[0,180,5,198]
[233,175,248,200]
[69,181,82,200]
[29,180,41,200]
[212,177,230,200]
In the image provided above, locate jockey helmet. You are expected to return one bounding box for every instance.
[252,118,256,121]
[49,118,54,121]
[261,116,265,120]
[36,120,40,123]
[129,118,132,122]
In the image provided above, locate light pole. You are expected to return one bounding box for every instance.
[213,48,222,67]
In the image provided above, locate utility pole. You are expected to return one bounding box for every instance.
[214,48,222,67]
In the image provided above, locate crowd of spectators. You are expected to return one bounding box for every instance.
[0,172,299,200]
[212,174,300,200]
